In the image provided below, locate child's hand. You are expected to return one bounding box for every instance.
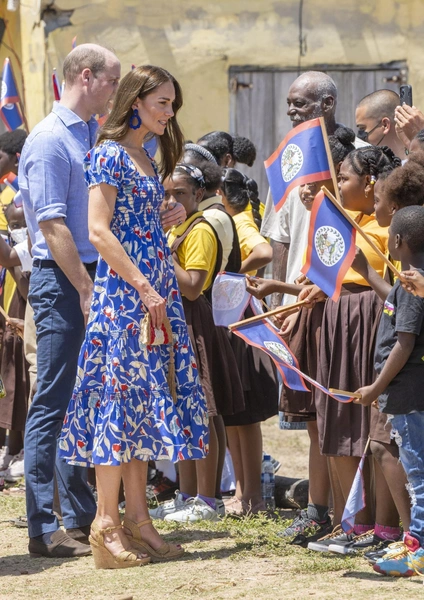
[246,276,279,299]
[277,310,299,338]
[6,317,24,339]
[298,284,326,306]
[400,269,424,297]
[351,246,369,277]
[353,385,378,407]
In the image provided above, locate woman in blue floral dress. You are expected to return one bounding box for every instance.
[59,66,209,569]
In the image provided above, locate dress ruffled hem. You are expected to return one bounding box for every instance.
[59,384,209,467]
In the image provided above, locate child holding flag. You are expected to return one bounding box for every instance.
[300,146,402,553]
[218,167,278,515]
[247,126,356,542]
[355,206,424,577]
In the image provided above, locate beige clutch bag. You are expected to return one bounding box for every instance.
[140,313,177,403]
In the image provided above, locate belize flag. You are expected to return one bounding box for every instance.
[0,58,23,131]
[4,173,19,194]
[341,453,367,534]
[264,117,331,211]
[233,319,310,392]
[232,317,355,402]
[212,272,251,327]
[301,191,356,301]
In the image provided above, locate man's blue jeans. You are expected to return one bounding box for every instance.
[25,264,97,538]
[389,411,424,548]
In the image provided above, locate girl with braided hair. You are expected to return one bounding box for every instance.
[218,167,278,515]
[150,163,244,523]
[197,131,257,168]
[300,145,404,554]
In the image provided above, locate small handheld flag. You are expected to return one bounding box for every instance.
[264,117,331,211]
[301,190,356,301]
[52,69,61,101]
[4,172,19,194]
[71,36,77,49]
[341,438,371,534]
[0,58,23,131]
[233,319,310,392]
[212,272,251,327]
[231,317,355,402]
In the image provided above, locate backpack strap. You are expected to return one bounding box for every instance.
[170,216,223,295]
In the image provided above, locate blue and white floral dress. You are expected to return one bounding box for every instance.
[59,141,209,466]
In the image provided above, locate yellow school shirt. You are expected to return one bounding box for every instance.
[233,210,269,276]
[0,186,15,232]
[343,212,389,286]
[167,212,218,294]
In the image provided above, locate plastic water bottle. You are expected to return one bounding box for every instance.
[261,454,275,510]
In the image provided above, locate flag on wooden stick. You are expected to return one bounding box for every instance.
[264,117,332,211]
[301,190,356,301]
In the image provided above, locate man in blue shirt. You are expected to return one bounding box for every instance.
[20,43,121,558]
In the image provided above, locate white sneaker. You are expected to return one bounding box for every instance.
[0,446,12,471]
[215,498,225,517]
[149,490,187,520]
[4,449,24,482]
[164,496,220,523]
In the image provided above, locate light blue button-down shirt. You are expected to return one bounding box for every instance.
[19,102,99,262]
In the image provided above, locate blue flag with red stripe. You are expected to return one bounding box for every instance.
[341,453,367,534]
[264,117,331,211]
[301,191,356,301]
[0,58,23,131]
[232,318,354,402]
[232,319,310,392]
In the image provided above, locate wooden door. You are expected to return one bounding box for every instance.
[229,64,406,199]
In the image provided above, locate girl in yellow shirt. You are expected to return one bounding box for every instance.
[218,168,278,515]
[301,146,409,551]
[158,163,244,523]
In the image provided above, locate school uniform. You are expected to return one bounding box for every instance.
[316,213,388,457]
[168,213,244,417]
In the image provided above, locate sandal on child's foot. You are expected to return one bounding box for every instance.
[89,522,151,569]
[122,517,184,561]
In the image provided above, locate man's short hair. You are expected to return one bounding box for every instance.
[296,71,338,103]
[62,44,111,85]
[391,205,424,254]
[357,89,400,122]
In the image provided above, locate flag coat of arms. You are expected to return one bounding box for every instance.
[212,272,251,327]
[231,316,355,402]
[232,319,310,392]
[264,118,332,211]
[301,191,356,301]
[0,58,23,131]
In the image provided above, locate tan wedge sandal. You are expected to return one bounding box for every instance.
[89,522,151,569]
[122,517,185,561]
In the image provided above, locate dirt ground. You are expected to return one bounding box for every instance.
[1,417,423,600]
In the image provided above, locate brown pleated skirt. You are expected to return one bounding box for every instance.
[316,284,382,457]
[182,294,245,417]
[0,291,30,431]
[280,302,325,422]
[223,308,279,427]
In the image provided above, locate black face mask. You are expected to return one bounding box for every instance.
[357,121,382,142]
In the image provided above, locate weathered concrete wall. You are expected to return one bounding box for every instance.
[16,0,424,136]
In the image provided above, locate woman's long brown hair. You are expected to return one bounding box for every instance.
[97,65,184,180]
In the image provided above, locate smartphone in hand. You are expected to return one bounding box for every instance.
[400,84,413,107]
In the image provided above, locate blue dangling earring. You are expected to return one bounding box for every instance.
[129,108,142,130]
